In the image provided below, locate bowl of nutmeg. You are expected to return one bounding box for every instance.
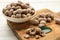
[2,1,35,23]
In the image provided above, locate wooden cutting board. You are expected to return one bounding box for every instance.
[7,9,60,40]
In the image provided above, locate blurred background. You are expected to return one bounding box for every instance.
[0,0,60,40]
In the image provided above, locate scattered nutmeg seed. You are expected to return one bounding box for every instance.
[40,33,45,37]
[39,14,45,18]
[26,29,30,34]
[29,28,36,36]
[36,28,41,35]
[30,19,39,25]
[25,28,45,39]
[46,18,51,22]
[40,20,46,24]
[38,18,44,21]
[35,35,40,39]
[55,19,60,24]
[24,34,30,39]
[39,23,45,27]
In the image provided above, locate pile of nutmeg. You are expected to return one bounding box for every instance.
[24,28,45,39]
[3,1,35,18]
[30,14,54,27]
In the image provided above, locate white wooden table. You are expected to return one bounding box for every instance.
[0,0,60,40]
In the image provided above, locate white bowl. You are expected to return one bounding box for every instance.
[3,13,36,23]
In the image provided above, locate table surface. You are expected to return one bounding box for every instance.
[0,0,60,40]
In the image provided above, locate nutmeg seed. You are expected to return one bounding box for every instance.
[39,23,45,27]
[30,19,39,25]
[24,34,30,39]
[46,18,51,22]
[40,20,46,24]
[35,35,40,39]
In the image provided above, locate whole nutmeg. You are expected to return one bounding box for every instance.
[21,9,28,14]
[24,34,30,39]
[30,19,39,25]
[31,10,35,15]
[15,6,21,9]
[36,28,41,35]
[29,28,36,36]
[16,9,22,14]
[35,35,40,39]
[25,3,30,6]
[15,14,21,18]
[4,10,9,16]
[17,1,23,6]
[10,9,14,12]
[22,14,27,18]
[8,11,13,17]
[6,5,11,10]
[13,11,17,15]
[46,18,51,22]
[3,8,7,13]
[40,20,46,24]
[39,23,45,27]
[10,2,16,6]
[11,6,16,10]
[11,15,16,18]
[17,1,23,4]
[30,7,34,10]
[26,29,31,34]
[21,4,29,9]
[27,8,31,13]
[27,13,31,17]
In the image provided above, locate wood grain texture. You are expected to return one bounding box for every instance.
[7,9,60,40]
